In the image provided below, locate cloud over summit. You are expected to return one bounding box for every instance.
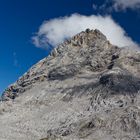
[33,14,137,49]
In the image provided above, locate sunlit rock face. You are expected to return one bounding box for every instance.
[0,29,140,140]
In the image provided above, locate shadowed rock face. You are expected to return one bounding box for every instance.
[0,29,140,140]
[48,64,80,80]
[99,73,140,95]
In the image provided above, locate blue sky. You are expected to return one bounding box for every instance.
[0,0,140,94]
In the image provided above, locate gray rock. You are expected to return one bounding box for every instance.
[0,29,140,140]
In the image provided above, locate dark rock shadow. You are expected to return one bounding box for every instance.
[48,64,80,81]
[61,73,140,101]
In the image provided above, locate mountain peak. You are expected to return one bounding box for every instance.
[0,29,140,140]
[73,28,107,41]
[2,29,139,101]
[50,29,112,58]
[58,29,107,49]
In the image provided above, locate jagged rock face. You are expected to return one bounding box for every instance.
[1,29,120,100]
[0,29,140,140]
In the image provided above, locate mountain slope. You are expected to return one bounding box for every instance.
[0,29,140,140]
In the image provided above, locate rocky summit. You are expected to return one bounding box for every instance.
[0,29,140,140]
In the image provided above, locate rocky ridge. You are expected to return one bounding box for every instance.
[0,29,140,140]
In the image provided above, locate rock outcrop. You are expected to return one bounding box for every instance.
[0,29,140,140]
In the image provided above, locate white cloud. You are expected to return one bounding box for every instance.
[113,0,140,10]
[13,52,18,67]
[32,14,137,49]
[101,0,140,11]
[92,4,97,10]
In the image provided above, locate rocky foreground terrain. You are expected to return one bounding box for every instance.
[0,29,140,140]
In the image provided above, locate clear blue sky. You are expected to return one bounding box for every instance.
[0,0,140,94]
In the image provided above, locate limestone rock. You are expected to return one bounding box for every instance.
[0,29,140,140]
